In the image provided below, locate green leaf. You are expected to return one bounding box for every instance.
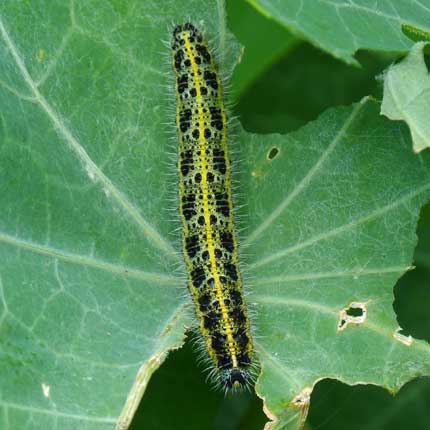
[402,24,430,43]
[239,97,430,429]
[395,202,430,342]
[308,377,430,430]
[132,342,266,430]
[414,203,430,272]
[381,42,430,153]
[236,46,394,134]
[0,1,219,428]
[246,0,430,64]
[304,203,430,430]
[1,3,430,430]
[227,0,299,99]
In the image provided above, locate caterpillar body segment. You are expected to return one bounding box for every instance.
[171,23,254,389]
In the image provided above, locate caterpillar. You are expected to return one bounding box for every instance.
[171,23,254,389]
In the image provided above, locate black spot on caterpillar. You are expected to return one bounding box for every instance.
[171,22,254,390]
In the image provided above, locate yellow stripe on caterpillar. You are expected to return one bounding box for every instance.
[171,22,254,389]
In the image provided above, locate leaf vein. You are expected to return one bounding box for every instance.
[253,266,410,285]
[251,182,430,269]
[252,295,430,352]
[245,99,366,246]
[0,17,177,259]
[0,401,116,424]
[0,231,178,284]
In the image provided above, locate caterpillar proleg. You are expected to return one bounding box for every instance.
[171,23,254,389]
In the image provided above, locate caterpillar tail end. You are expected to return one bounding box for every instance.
[220,367,253,391]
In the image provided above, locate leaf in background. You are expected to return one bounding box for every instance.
[131,342,266,430]
[413,203,430,273]
[381,42,430,153]
[246,0,430,64]
[227,0,299,99]
[1,3,430,430]
[395,202,430,343]
[307,377,430,430]
[236,45,394,134]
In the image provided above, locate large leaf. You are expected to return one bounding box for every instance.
[0,1,215,428]
[246,0,430,64]
[1,2,430,430]
[381,42,430,153]
[239,97,430,428]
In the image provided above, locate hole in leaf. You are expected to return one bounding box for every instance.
[393,327,413,346]
[337,301,368,332]
[267,147,279,160]
[346,306,363,317]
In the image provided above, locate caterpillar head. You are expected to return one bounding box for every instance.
[173,23,200,44]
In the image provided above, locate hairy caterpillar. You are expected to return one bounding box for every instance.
[171,23,254,389]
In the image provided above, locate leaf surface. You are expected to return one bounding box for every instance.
[1,2,430,430]
[239,97,430,428]
[381,42,430,153]
[228,0,299,99]
[246,0,430,64]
